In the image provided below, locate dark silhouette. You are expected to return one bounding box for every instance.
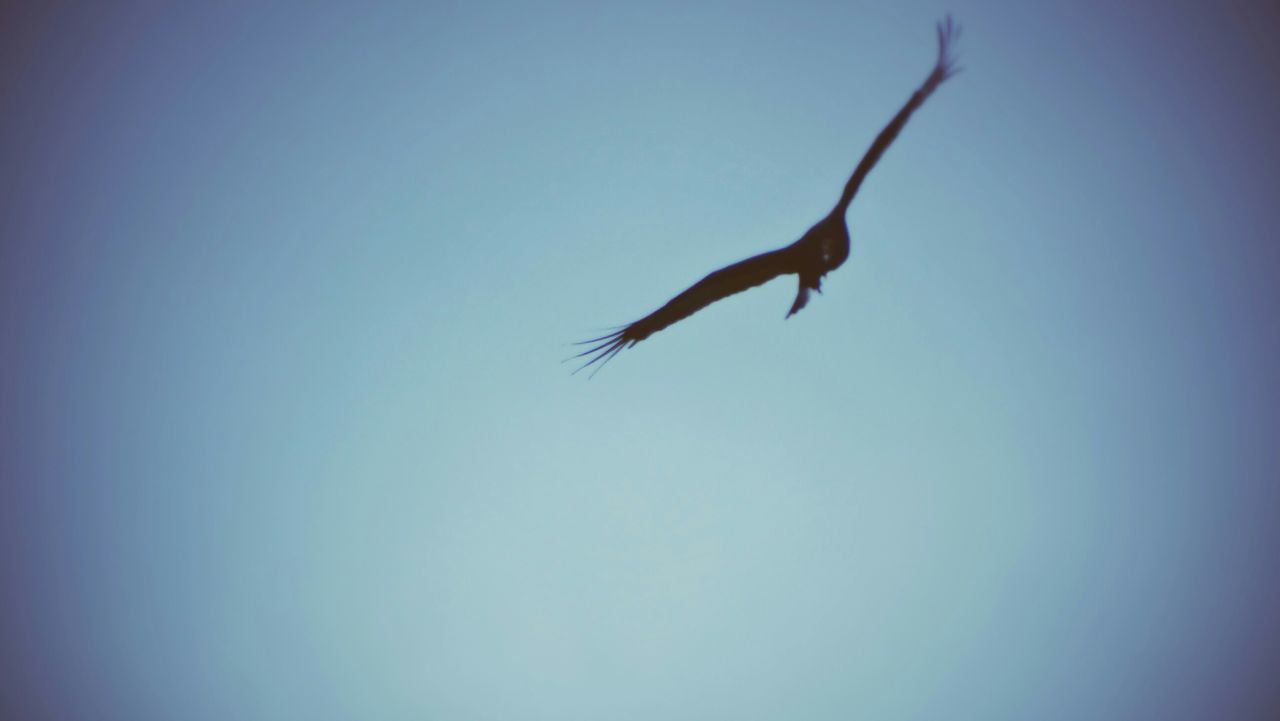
[573,16,962,376]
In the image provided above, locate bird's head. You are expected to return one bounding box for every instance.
[816,215,851,272]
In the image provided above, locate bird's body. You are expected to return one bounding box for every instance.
[573,17,961,375]
[786,211,851,317]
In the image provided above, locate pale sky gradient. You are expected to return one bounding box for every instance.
[3,2,1279,719]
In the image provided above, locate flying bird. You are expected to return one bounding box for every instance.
[572,16,962,376]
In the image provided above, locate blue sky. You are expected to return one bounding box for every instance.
[3,2,1278,719]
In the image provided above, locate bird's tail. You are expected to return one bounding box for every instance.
[786,286,810,318]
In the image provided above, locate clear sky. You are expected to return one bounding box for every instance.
[3,1,1279,719]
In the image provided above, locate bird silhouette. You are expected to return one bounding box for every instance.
[572,16,962,376]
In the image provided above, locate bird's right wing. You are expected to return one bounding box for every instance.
[571,247,795,375]
[834,15,961,213]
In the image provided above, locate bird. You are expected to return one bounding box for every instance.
[572,16,962,376]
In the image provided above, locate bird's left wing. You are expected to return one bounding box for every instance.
[571,247,795,376]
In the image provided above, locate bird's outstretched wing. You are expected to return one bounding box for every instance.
[570,247,795,376]
[834,15,962,213]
